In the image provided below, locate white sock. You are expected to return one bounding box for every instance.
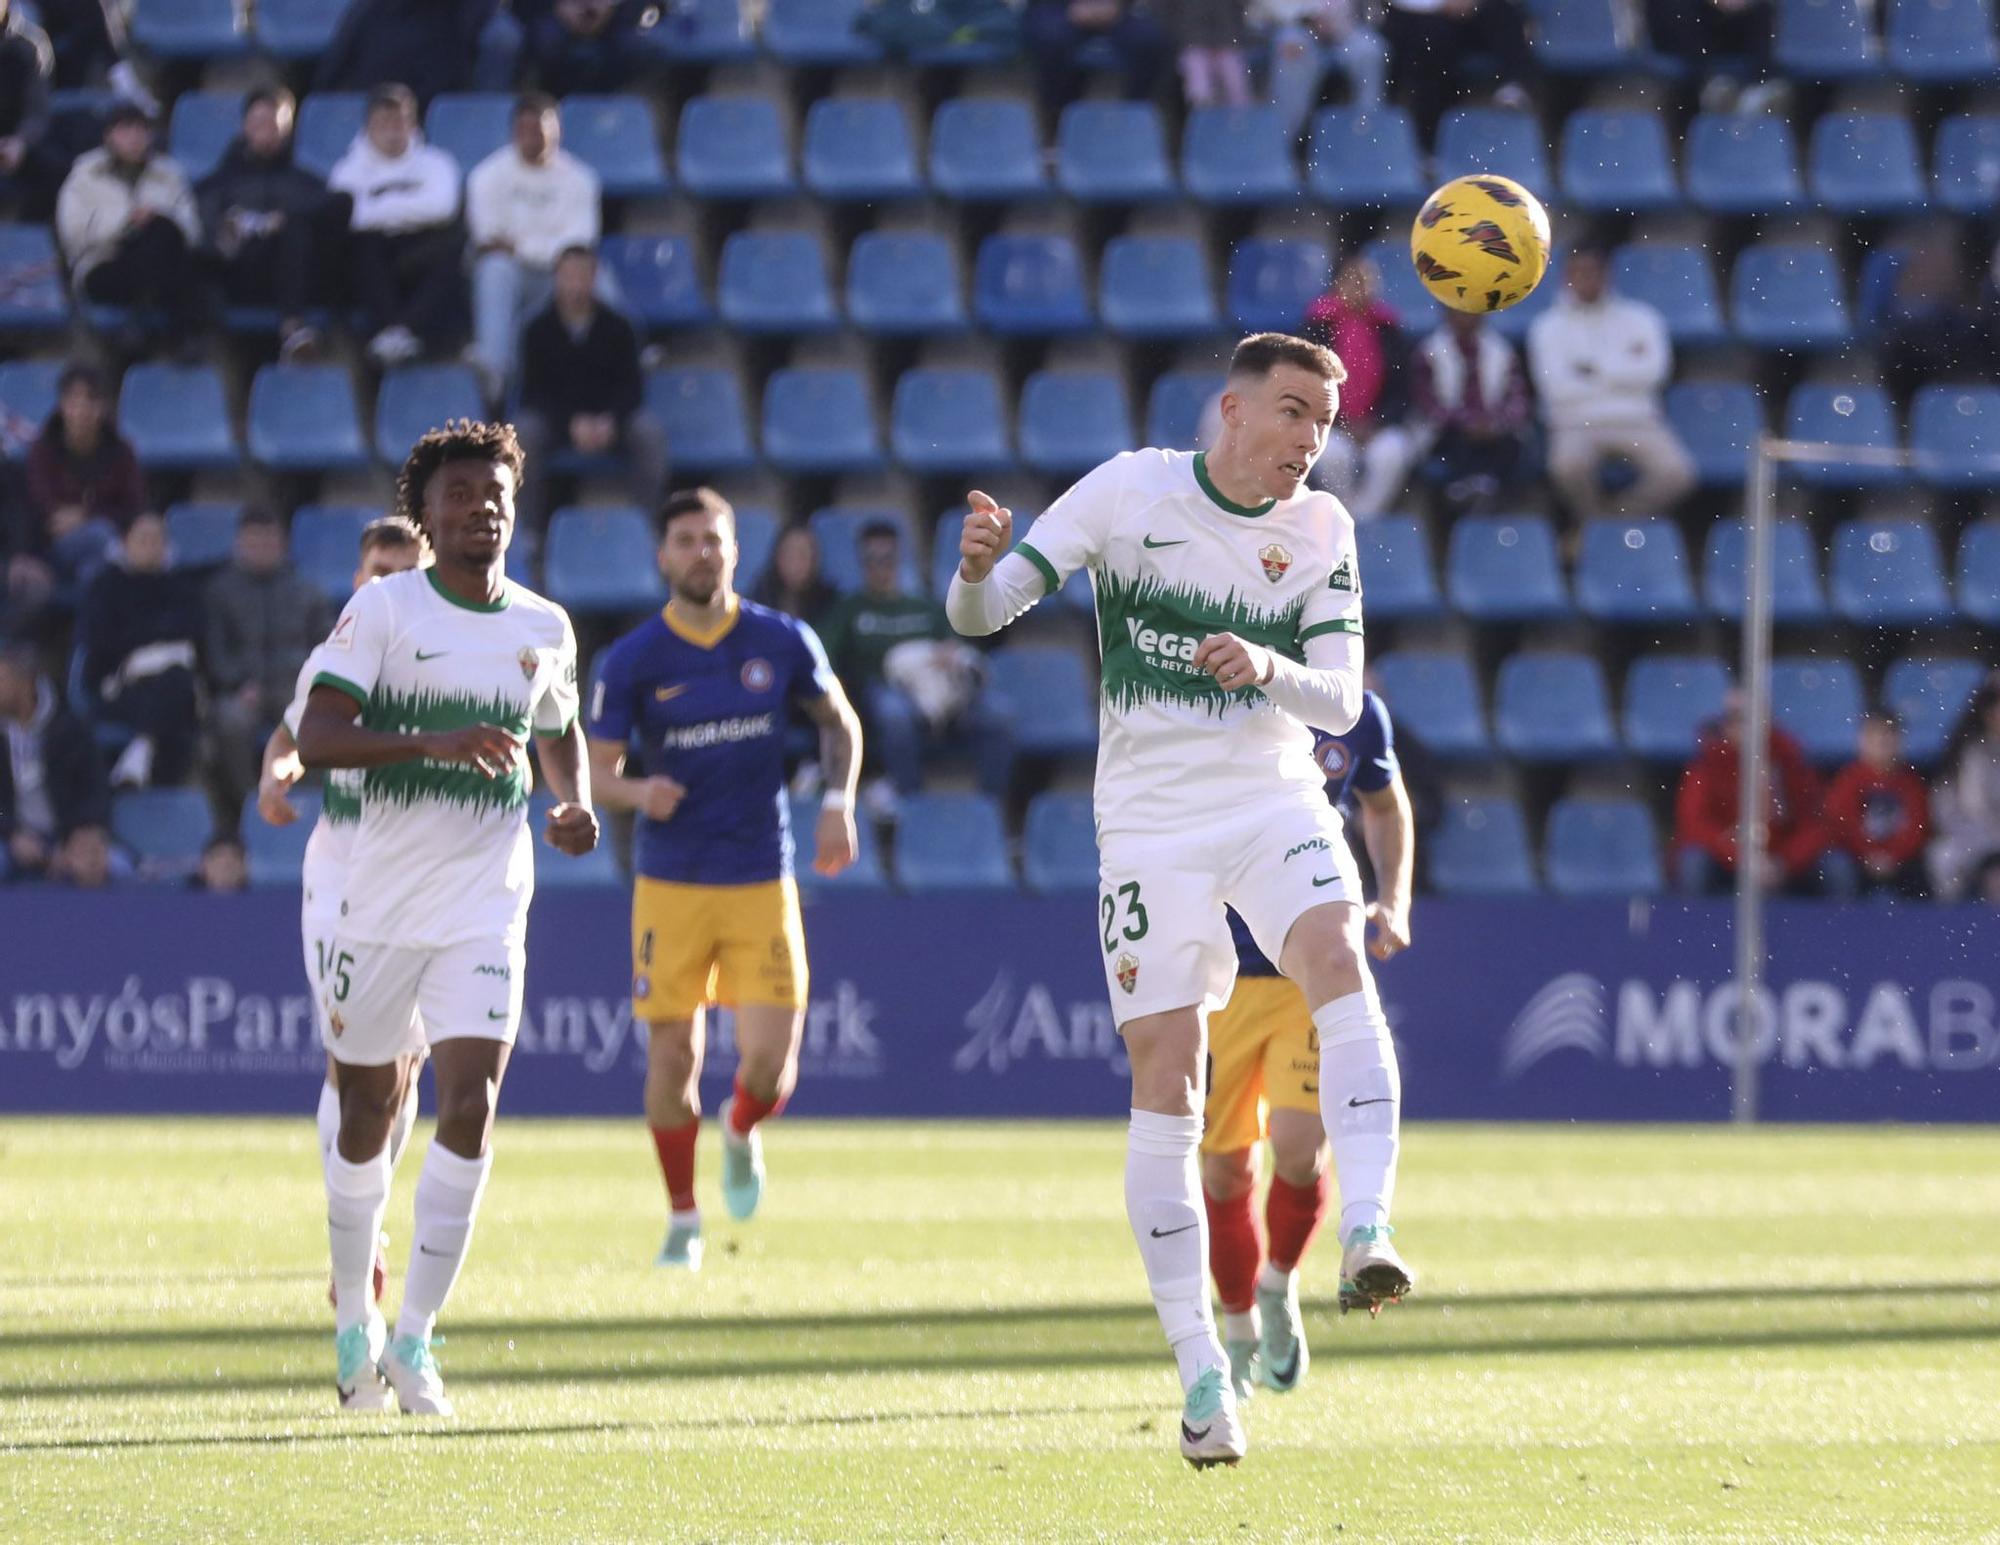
[670,1206,701,1230]
[325,1146,392,1334]
[1313,991,1402,1238]
[1222,1307,1259,1344]
[315,1081,339,1175]
[1126,1110,1227,1393]
[1258,1262,1296,1299]
[395,1144,492,1344]
[388,1076,421,1170]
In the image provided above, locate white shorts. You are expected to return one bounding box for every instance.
[1095,799,1361,1026]
[320,934,524,1066]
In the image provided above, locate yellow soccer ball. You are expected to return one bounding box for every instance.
[1409,175,1553,314]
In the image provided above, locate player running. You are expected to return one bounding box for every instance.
[1203,690,1415,1402]
[296,421,599,1416]
[585,488,861,1271]
[946,333,1415,1468]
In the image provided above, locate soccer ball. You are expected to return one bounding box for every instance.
[1409,175,1553,315]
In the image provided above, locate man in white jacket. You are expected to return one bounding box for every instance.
[328,83,465,368]
[1527,245,1696,524]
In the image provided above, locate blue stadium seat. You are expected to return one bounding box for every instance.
[290,505,373,602]
[1624,654,1732,762]
[165,501,242,569]
[0,358,60,456]
[246,364,367,472]
[1364,234,1438,328]
[986,645,1098,756]
[112,786,213,878]
[788,794,887,890]
[130,0,246,58]
[1447,515,1570,622]
[648,0,757,62]
[117,363,237,471]
[1370,651,1489,758]
[1830,517,1952,627]
[293,93,364,180]
[242,787,318,886]
[762,0,883,64]
[1784,385,1900,487]
[423,93,511,173]
[716,231,837,335]
[1685,113,1803,215]
[1771,656,1866,763]
[1884,656,1985,764]
[802,97,920,201]
[1776,0,1885,78]
[374,364,484,462]
[1019,372,1133,477]
[1430,797,1536,894]
[256,0,341,57]
[1911,386,2000,489]
[167,90,240,182]
[1146,371,1222,451]
[762,368,882,475]
[929,98,1046,201]
[0,225,71,331]
[527,794,623,889]
[891,367,1011,475]
[1357,515,1442,620]
[1182,106,1299,204]
[1057,101,1173,201]
[847,232,966,335]
[1666,382,1761,483]
[560,95,668,197]
[811,508,920,594]
[1889,0,1998,78]
[1305,108,1423,205]
[1933,115,2000,216]
[1434,109,1552,198]
[1732,245,1851,350]
[1023,791,1099,892]
[731,508,779,596]
[1703,518,1830,624]
[1957,518,2000,625]
[1615,246,1726,347]
[644,367,755,473]
[1575,519,1699,624]
[1227,238,1331,334]
[974,235,1092,335]
[544,506,666,614]
[1560,109,1678,213]
[1533,0,1631,71]
[1546,798,1662,896]
[1495,653,1618,761]
[599,234,710,329]
[894,793,1014,890]
[1809,112,1926,216]
[1099,235,1218,339]
[676,96,795,200]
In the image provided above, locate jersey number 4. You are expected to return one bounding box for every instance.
[1100,881,1149,954]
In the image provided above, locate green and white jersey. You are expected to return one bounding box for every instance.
[310,567,579,949]
[1012,448,1363,837]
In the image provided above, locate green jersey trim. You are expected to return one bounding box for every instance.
[1094,567,1306,716]
[1193,453,1277,519]
[359,682,533,815]
[1014,541,1061,595]
[426,569,512,613]
[1298,618,1364,643]
[312,669,369,704]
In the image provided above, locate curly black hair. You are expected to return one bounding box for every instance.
[395,419,526,526]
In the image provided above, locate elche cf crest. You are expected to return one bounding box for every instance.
[1259,544,1293,584]
[1115,953,1139,995]
[517,647,539,682]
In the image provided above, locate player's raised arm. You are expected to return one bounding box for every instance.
[945,460,1125,637]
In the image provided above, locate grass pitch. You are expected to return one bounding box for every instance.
[2,1119,1996,1542]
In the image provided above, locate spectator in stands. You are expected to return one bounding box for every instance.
[1255,0,1388,135]
[1159,0,1254,108]
[329,83,466,368]
[1301,254,1413,517]
[1865,234,1983,400]
[76,510,201,788]
[50,816,115,886]
[514,244,666,528]
[1823,713,1929,899]
[191,834,247,892]
[1927,678,2000,905]
[523,0,651,95]
[36,0,150,101]
[1023,0,1172,112]
[1528,245,1694,527]
[55,101,210,353]
[0,638,108,881]
[1673,694,1827,896]
[820,520,1015,810]
[1382,0,1533,145]
[753,524,837,635]
[1407,308,1530,515]
[1644,0,1778,114]
[0,0,55,216]
[202,508,334,815]
[466,93,601,402]
[317,0,523,108]
[16,363,140,612]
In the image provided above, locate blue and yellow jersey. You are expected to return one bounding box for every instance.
[587,597,836,885]
[1230,689,1398,977]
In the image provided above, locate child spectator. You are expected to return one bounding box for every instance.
[1824,714,1929,898]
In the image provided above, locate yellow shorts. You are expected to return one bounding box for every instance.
[1201,975,1320,1156]
[631,877,808,1021]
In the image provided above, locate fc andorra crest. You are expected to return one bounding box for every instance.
[517,646,539,682]
[1115,953,1140,995]
[1259,543,1292,583]
[741,658,775,692]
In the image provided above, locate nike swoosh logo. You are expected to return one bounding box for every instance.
[1347,1096,1392,1107]
[1312,875,1338,887]
[1142,535,1188,549]
[1149,1223,1198,1238]
[418,1243,452,1257]
[655,685,689,702]
[487,1009,508,1021]
[1269,1347,1301,1386]
[414,648,449,661]
[1181,1421,1212,1443]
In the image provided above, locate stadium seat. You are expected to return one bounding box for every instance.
[1434,109,1552,198]
[1056,101,1174,202]
[894,793,1014,890]
[644,367,755,473]
[256,0,341,56]
[1614,245,1726,347]
[246,364,367,472]
[1623,654,1732,762]
[1776,0,1885,78]
[645,0,756,59]
[986,646,1098,756]
[1771,656,1866,763]
[1883,656,1985,764]
[528,795,623,888]
[1533,0,1631,71]
[788,794,886,890]
[676,96,795,200]
[731,508,778,595]
[1495,653,1618,762]
[1227,238,1332,334]
[560,95,668,197]
[1019,372,1133,476]
[762,0,883,64]
[1808,113,1927,217]
[1703,518,1830,624]
[1666,382,1761,483]
[1447,515,1570,622]
[242,787,319,886]
[374,364,484,462]
[1783,385,1900,487]
[423,93,511,172]
[130,0,247,58]
[1575,520,1700,625]
[928,98,1046,201]
[1023,791,1099,892]
[1933,115,2000,216]
[1304,108,1424,205]
[1364,233,1439,328]
[802,97,921,201]
[0,358,61,455]
[1098,235,1219,339]
[0,225,71,330]
[599,235,710,329]
[117,364,237,471]
[544,506,667,614]
[1685,113,1803,215]
[290,505,373,602]
[1957,518,2000,625]
[1830,517,1952,627]
[974,235,1092,335]
[1182,106,1299,204]
[167,90,240,182]
[1889,0,1998,78]
[1546,798,1663,897]
[847,232,966,335]
[716,231,838,335]
[762,368,883,476]
[1560,110,1678,213]
[293,93,364,180]
[1370,651,1489,758]
[1911,386,2000,489]
[1732,245,1851,350]
[1356,515,1443,620]
[1429,797,1536,894]
[811,508,921,593]
[890,367,1012,474]
[164,501,242,569]
[1146,371,1223,451]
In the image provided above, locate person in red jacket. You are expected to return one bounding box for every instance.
[1823,713,1928,898]
[1674,693,1828,895]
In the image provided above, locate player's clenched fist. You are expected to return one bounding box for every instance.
[1193,632,1274,693]
[957,490,1013,583]
[544,801,600,855]
[420,723,523,778]
[641,774,686,822]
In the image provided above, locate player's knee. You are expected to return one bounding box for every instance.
[432,1080,498,1143]
[1269,1130,1328,1186]
[1201,1148,1256,1201]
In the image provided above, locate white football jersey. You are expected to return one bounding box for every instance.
[281,645,363,929]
